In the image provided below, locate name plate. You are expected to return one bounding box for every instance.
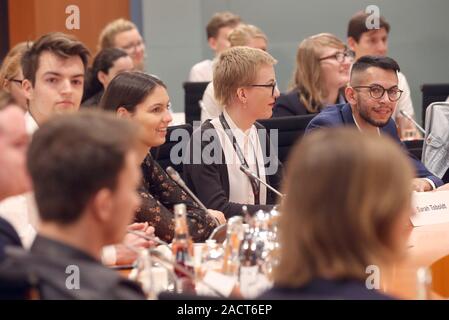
[411,191,449,226]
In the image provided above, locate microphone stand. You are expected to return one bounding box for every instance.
[400,110,426,135]
[239,165,284,198]
[166,166,221,226]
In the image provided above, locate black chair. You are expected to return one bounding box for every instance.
[403,139,424,161]
[183,81,210,126]
[150,124,193,176]
[257,114,316,164]
[420,83,449,127]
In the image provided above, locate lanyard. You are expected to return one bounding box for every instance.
[219,113,260,205]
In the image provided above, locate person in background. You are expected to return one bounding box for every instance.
[5,111,146,299]
[100,71,225,243]
[82,48,134,107]
[201,23,268,122]
[98,18,146,71]
[0,42,32,111]
[184,46,282,218]
[188,11,241,82]
[347,11,419,139]
[0,91,30,262]
[273,33,353,117]
[260,128,414,300]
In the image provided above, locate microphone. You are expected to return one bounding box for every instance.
[165,166,221,226]
[400,110,426,135]
[239,165,284,198]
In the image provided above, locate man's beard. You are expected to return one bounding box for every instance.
[358,105,391,128]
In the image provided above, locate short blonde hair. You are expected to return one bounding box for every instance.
[98,18,137,51]
[228,24,267,47]
[274,128,413,287]
[291,33,346,113]
[213,46,276,108]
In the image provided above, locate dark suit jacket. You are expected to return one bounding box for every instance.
[0,235,145,299]
[306,103,444,187]
[81,90,103,108]
[183,120,283,218]
[273,88,346,117]
[273,89,311,117]
[259,278,393,300]
[0,216,22,262]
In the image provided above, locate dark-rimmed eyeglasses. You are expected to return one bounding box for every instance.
[8,78,23,85]
[353,85,403,102]
[319,50,355,63]
[249,81,277,96]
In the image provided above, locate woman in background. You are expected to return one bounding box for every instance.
[82,48,134,107]
[260,128,414,299]
[0,42,31,111]
[100,71,225,242]
[273,33,353,117]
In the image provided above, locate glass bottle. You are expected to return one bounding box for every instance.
[171,203,195,293]
[222,216,244,277]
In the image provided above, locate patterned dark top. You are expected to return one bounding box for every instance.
[135,154,217,243]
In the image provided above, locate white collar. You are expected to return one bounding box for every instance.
[24,111,39,136]
[352,113,380,136]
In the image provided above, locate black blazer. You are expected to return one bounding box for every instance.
[259,278,393,300]
[273,88,347,117]
[0,217,22,262]
[183,120,283,218]
[273,89,311,117]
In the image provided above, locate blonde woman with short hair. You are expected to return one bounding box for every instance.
[201,24,268,122]
[184,46,282,218]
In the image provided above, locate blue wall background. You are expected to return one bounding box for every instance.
[133,0,449,124]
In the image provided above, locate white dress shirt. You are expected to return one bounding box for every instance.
[209,109,267,205]
[200,82,222,123]
[188,59,214,82]
[392,72,415,121]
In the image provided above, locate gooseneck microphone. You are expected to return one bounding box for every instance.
[400,110,426,135]
[239,165,284,198]
[165,166,221,226]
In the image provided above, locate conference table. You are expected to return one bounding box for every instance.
[119,222,449,300]
[382,222,449,299]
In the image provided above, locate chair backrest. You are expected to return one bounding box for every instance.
[150,124,193,175]
[420,83,449,126]
[422,102,449,181]
[257,114,316,164]
[183,81,210,126]
[403,139,424,161]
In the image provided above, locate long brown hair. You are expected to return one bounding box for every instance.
[274,128,413,287]
[291,33,346,113]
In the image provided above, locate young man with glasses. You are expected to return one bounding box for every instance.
[306,55,443,192]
